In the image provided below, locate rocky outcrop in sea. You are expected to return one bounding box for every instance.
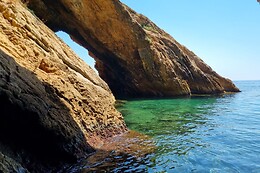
[27,0,239,98]
[0,0,239,172]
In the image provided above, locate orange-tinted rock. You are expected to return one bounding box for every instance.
[99,130,155,157]
[27,0,239,98]
[69,130,156,172]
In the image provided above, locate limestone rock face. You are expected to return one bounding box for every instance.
[0,0,126,171]
[27,0,239,98]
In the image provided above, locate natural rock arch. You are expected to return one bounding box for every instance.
[27,0,239,98]
[0,0,241,171]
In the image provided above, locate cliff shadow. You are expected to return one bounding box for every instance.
[0,49,94,172]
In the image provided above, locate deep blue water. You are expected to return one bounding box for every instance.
[70,81,260,172]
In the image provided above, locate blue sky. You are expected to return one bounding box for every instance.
[57,0,260,80]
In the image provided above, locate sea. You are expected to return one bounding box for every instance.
[68,80,260,172]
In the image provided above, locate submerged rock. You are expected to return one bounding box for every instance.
[99,130,155,157]
[26,0,239,98]
[64,130,156,172]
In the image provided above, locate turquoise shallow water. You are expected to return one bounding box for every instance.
[69,81,260,172]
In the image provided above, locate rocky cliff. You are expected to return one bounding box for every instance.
[0,0,126,171]
[26,0,239,98]
[0,0,239,172]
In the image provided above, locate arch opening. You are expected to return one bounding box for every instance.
[55,31,98,75]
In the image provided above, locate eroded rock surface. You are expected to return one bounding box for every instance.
[0,0,126,171]
[0,0,240,171]
[27,0,239,98]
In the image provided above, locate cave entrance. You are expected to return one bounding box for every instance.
[55,31,98,74]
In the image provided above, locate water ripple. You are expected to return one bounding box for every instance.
[69,81,260,172]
